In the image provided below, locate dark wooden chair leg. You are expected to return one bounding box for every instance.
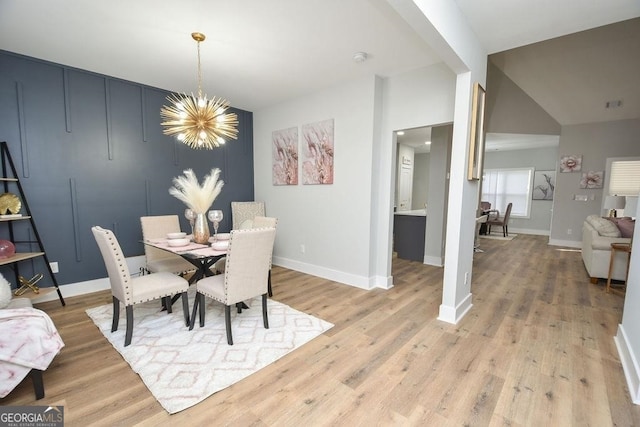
[262,293,269,329]
[225,305,233,345]
[30,369,44,400]
[268,270,273,297]
[198,294,205,327]
[111,296,120,332]
[189,292,200,330]
[181,292,190,327]
[124,305,134,346]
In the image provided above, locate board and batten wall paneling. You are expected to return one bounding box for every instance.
[0,50,254,288]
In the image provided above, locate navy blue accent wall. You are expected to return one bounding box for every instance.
[0,51,254,287]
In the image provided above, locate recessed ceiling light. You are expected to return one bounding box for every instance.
[397,131,405,135]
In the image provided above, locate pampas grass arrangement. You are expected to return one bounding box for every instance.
[169,168,224,214]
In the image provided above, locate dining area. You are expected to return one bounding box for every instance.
[91,168,278,347]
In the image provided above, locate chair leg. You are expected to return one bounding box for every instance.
[262,293,269,329]
[111,296,120,332]
[225,305,233,345]
[124,305,134,347]
[268,270,273,297]
[198,294,205,327]
[181,292,190,327]
[503,226,506,237]
[164,296,173,314]
[189,293,200,330]
[30,369,44,400]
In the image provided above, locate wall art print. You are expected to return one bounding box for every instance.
[559,154,582,172]
[272,127,299,185]
[580,170,604,189]
[532,170,555,200]
[302,118,334,185]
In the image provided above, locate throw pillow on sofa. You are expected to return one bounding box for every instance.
[609,216,636,238]
[586,214,621,237]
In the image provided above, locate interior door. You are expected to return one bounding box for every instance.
[398,165,413,211]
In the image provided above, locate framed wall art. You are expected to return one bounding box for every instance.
[559,154,582,172]
[467,82,486,180]
[580,170,604,189]
[532,170,556,200]
[302,118,334,185]
[272,127,299,185]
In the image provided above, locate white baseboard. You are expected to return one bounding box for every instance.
[548,238,581,248]
[438,292,473,324]
[30,256,147,304]
[423,255,444,267]
[510,227,550,236]
[272,256,390,290]
[615,324,640,405]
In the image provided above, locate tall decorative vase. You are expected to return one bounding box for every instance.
[193,213,210,244]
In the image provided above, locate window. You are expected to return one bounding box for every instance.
[609,160,640,196]
[482,168,534,218]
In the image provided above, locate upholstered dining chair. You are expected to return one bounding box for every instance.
[190,227,277,345]
[92,226,190,347]
[140,215,195,276]
[487,202,513,237]
[231,201,266,230]
[213,216,278,296]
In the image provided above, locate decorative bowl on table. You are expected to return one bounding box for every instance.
[211,240,229,251]
[167,238,190,247]
[167,232,187,239]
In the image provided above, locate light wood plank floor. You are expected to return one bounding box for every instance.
[4,235,639,426]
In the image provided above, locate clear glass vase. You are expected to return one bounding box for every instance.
[193,212,210,244]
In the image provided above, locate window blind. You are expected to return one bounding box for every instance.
[609,160,640,196]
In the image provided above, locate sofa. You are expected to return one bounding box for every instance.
[582,215,633,283]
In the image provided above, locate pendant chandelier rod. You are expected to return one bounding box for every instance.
[193,32,205,100]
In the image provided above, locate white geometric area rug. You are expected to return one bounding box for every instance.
[86,293,333,414]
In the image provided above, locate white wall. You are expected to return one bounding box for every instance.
[253,63,456,290]
[253,76,379,288]
[376,63,456,283]
[615,194,640,404]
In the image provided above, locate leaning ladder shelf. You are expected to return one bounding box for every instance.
[0,141,65,305]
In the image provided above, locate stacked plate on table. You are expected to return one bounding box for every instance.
[210,233,230,250]
[166,232,190,247]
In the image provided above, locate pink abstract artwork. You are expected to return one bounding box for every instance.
[302,119,334,185]
[272,127,299,185]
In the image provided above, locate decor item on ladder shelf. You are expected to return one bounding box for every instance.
[169,168,224,244]
[0,141,64,305]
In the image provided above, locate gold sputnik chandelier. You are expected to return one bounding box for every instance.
[160,32,238,149]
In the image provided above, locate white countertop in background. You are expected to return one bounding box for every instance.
[394,209,427,217]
